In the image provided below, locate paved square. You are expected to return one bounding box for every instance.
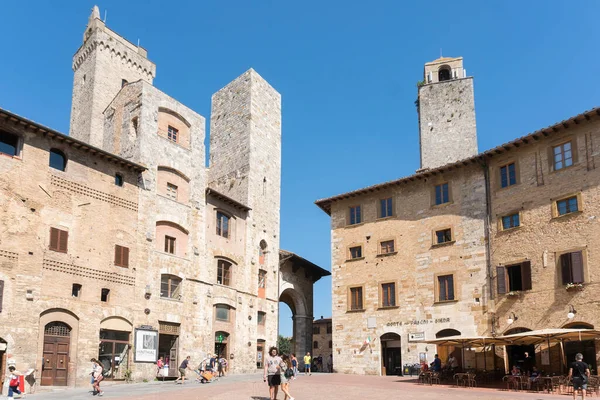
[28,373,565,400]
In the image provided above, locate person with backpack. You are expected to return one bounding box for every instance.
[279,354,295,400]
[290,354,298,379]
[92,359,104,396]
[568,353,591,400]
[7,366,24,399]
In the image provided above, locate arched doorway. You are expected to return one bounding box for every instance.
[435,329,462,371]
[99,317,132,380]
[215,331,230,359]
[380,333,401,375]
[279,287,309,357]
[438,66,451,81]
[563,323,596,373]
[504,327,535,373]
[42,322,71,386]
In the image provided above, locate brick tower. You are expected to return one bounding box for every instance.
[417,56,478,170]
[69,5,156,147]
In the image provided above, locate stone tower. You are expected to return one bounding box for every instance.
[69,5,156,147]
[417,56,478,170]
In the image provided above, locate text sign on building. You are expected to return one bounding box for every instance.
[386,317,450,327]
[408,332,425,342]
[134,328,159,363]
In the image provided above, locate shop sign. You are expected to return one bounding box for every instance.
[386,317,450,327]
[408,332,425,342]
[134,328,158,363]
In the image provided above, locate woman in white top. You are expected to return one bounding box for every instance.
[92,360,104,396]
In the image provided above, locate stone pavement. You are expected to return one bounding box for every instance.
[21,373,566,400]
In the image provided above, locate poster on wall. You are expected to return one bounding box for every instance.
[134,328,158,363]
[541,349,550,365]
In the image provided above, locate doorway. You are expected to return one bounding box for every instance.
[215,331,229,359]
[98,329,130,379]
[504,327,535,373]
[436,329,463,371]
[381,333,401,375]
[257,340,265,369]
[41,322,71,386]
[0,337,6,388]
[158,322,180,377]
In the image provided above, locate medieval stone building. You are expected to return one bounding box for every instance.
[0,5,327,389]
[316,56,600,375]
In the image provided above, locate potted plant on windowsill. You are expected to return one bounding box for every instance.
[506,291,521,297]
[565,283,584,292]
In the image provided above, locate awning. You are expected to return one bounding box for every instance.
[422,335,506,347]
[497,329,600,345]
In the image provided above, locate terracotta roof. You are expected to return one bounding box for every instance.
[279,249,330,282]
[206,187,251,211]
[315,107,600,215]
[0,107,147,172]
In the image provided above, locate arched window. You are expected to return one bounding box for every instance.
[160,274,182,299]
[436,328,461,338]
[215,304,231,321]
[49,149,67,171]
[217,259,232,286]
[438,66,451,82]
[44,321,72,337]
[259,240,268,265]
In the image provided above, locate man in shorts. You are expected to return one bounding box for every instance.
[175,356,191,384]
[568,353,590,399]
[263,346,282,400]
[304,352,311,375]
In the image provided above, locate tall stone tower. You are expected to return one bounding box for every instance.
[417,56,478,170]
[69,5,156,147]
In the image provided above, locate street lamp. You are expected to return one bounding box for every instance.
[567,305,577,319]
[507,312,518,325]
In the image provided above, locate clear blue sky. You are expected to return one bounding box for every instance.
[1,2,598,337]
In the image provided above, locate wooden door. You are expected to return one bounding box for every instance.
[42,335,70,386]
[169,336,178,377]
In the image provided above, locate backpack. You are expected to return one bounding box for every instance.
[284,367,294,379]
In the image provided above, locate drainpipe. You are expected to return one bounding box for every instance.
[481,157,495,335]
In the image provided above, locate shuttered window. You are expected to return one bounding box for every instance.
[114,245,130,267]
[496,261,532,294]
[0,280,4,313]
[381,283,396,307]
[49,228,68,253]
[560,251,584,285]
[437,275,454,302]
[350,287,363,310]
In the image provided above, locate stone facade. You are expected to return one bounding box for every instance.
[418,57,478,170]
[316,55,600,376]
[0,5,288,391]
[312,318,333,372]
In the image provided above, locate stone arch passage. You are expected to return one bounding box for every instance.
[279,250,330,365]
[435,328,462,370]
[380,332,401,375]
[39,309,79,387]
[563,322,597,372]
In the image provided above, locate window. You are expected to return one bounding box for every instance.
[313,326,321,334]
[259,240,268,265]
[216,212,230,238]
[379,198,393,218]
[553,141,573,170]
[500,163,517,188]
[217,260,232,286]
[496,262,532,294]
[160,274,182,299]
[101,288,110,302]
[560,251,584,285]
[349,205,361,225]
[216,304,230,321]
[166,183,178,200]
[435,228,453,245]
[438,67,451,81]
[164,235,176,254]
[329,340,332,348]
[115,173,124,187]
[258,269,266,298]
[501,213,520,230]
[167,125,178,143]
[434,183,450,205]
[380,240,395,254]
[121,79,128,88]
[49,227,68,253]
[0,280,4,313]
[114,245,130,267]
[257,311,266,326]
[437,275,454,302]
[381,282,396,307]
[349,287,363,310]
[327,324,332,334]
[72,284,82,298]
[0,131,19,157]
[49,149,66,171]
[556,196,579,216]
[313,341,319,349]
[349,246,362,259]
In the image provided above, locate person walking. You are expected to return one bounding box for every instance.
[291,353,298,379]
[303,352,311,376]
[175,356,191,384]
[279,354,295,400]
[7,366,25,399]
[92,359,104,396]
[89,358,98,394]
[327,354,333,373]
[263,346,282,400]
[568,353,590,400]
[156,356,164,377]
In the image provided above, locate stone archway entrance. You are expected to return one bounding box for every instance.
[279,250,330,360]
[436,329,462,371]
[381,333,401,375]
[42,322,71,386]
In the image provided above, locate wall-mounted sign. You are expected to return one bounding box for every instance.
[408,332,425,342]
[386,317,450,327]
[134,328,158,363]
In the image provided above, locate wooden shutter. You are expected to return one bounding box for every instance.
[114,245,122,265]
[58,230,68,252]
[122,246,129,267]
[521,261,532,291]
[0,280,4,313]
[447,275,454,300]
[49,228,59,250]
[571,251,584,284]
[561,254,572,284]
[496,266,507,294]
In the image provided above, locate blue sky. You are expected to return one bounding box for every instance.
[1,2,598,337]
